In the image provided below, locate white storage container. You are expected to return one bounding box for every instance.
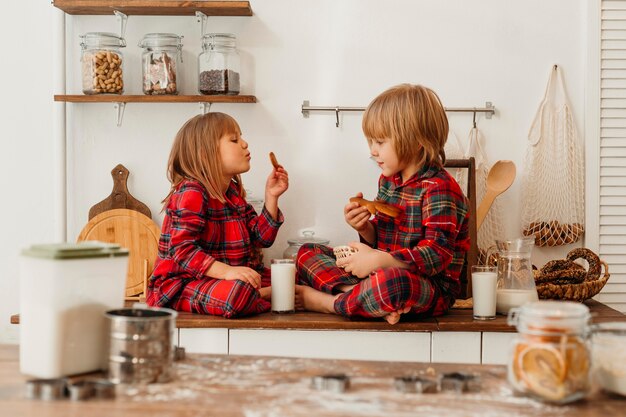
[19,242,129,378]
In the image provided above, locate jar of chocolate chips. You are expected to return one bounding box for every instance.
[139,33,183,95]
[198,33,240,95]
[80,32,126,95]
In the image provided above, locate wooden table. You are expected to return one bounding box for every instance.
[0,345,624,417]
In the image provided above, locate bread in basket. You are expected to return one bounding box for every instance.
[534,248,610,302]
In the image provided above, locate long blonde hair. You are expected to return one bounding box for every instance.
[362,83,449,169]
[163,112,245,209]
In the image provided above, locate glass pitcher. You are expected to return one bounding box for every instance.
[487,238,538,315]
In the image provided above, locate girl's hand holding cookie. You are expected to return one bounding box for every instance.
[223,266,262,289]
[266,152,289,198]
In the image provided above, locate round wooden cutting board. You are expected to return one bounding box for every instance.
[77,209,161,298]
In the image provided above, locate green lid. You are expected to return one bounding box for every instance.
[22,241,129,259]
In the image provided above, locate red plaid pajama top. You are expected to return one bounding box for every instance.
[370,164,470,298]
[297,163,470,318]
[147,179,283,316]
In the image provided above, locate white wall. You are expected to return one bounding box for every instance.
[0,3,57,344]
[1,0,587,343]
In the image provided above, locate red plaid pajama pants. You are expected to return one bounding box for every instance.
[296,244,451,318]
[172,269,271,318]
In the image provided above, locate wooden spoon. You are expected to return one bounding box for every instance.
[476,160,516,230]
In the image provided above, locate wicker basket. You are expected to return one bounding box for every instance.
[536,261,610,302]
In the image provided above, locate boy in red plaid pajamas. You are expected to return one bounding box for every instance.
[147,112,289,318]
[296,84,470,324]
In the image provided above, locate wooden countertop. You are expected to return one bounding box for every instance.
[11,300,625,332]
[0,345,624,416]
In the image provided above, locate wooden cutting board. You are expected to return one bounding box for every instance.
[88,164,152,220]
[77,209,161,299]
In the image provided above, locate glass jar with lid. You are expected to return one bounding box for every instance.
[198,33,240,95]
[591,322,626,397]
[139,33,183,95]
[507,301,591,404]
[283,231,330,260]
[80,32,126,95]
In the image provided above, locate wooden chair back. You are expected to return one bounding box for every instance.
[444,158,477,299]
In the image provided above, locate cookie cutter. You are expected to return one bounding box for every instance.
[67,380,95,401]
[393,375,438,393]
[311,374,350,393]
[25,378,67,400]
[439,372,481,393]
[26,378,116,401]
[90,379,116,399]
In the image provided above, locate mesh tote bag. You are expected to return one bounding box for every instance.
[521,65,585,246]
[465,126,505,264]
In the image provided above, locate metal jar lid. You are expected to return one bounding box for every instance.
[21,241,129,259]
[507,300,590,335]
[138,33,183,49]
[80,32,126,48]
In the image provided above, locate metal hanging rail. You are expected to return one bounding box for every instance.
[301,100,495,127]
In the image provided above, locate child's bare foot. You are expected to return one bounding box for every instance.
[384,306,412,325]
[295,286,304,310]
[295,285,338,314]
[259,286,271,301]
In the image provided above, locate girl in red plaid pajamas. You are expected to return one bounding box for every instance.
[297,84,470,324]
[147,112,289,318]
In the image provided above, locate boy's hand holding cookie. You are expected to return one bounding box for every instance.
[344,192,371,233]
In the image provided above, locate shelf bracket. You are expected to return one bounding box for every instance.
[200,102,212,115]
[196,11,209,37]
[113,11,128,39]
[485,101,494,119]
[114,102,126,127]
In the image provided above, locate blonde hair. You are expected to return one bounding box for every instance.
[163,112,245,209]
[362,83,449,168]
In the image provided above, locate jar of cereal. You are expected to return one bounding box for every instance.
[139,33,183,95]
[198,33,240,95]
[80,32,126,95]
[507,301,591,404]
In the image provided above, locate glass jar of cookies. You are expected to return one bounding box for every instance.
[198,33,240,95]
[80,32,126,95]
[139,33,183,95]
[283,231,330,260]
[507,301,591,404]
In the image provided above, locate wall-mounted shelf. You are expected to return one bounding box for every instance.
[54,95,256,103]
[55,95,256,126]
[52,0,253,16]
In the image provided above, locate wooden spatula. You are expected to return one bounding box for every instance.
[349,197,402,218]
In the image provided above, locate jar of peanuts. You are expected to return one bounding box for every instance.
[198,33,240,95]
[507,301,591,404]
[139,33,183,95]
[80,32,126,95]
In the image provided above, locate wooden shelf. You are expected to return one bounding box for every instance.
[54,94,256,103]
[52,0,252,16]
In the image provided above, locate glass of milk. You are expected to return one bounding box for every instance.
[471,265,497,320]
[270,259,296,313]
